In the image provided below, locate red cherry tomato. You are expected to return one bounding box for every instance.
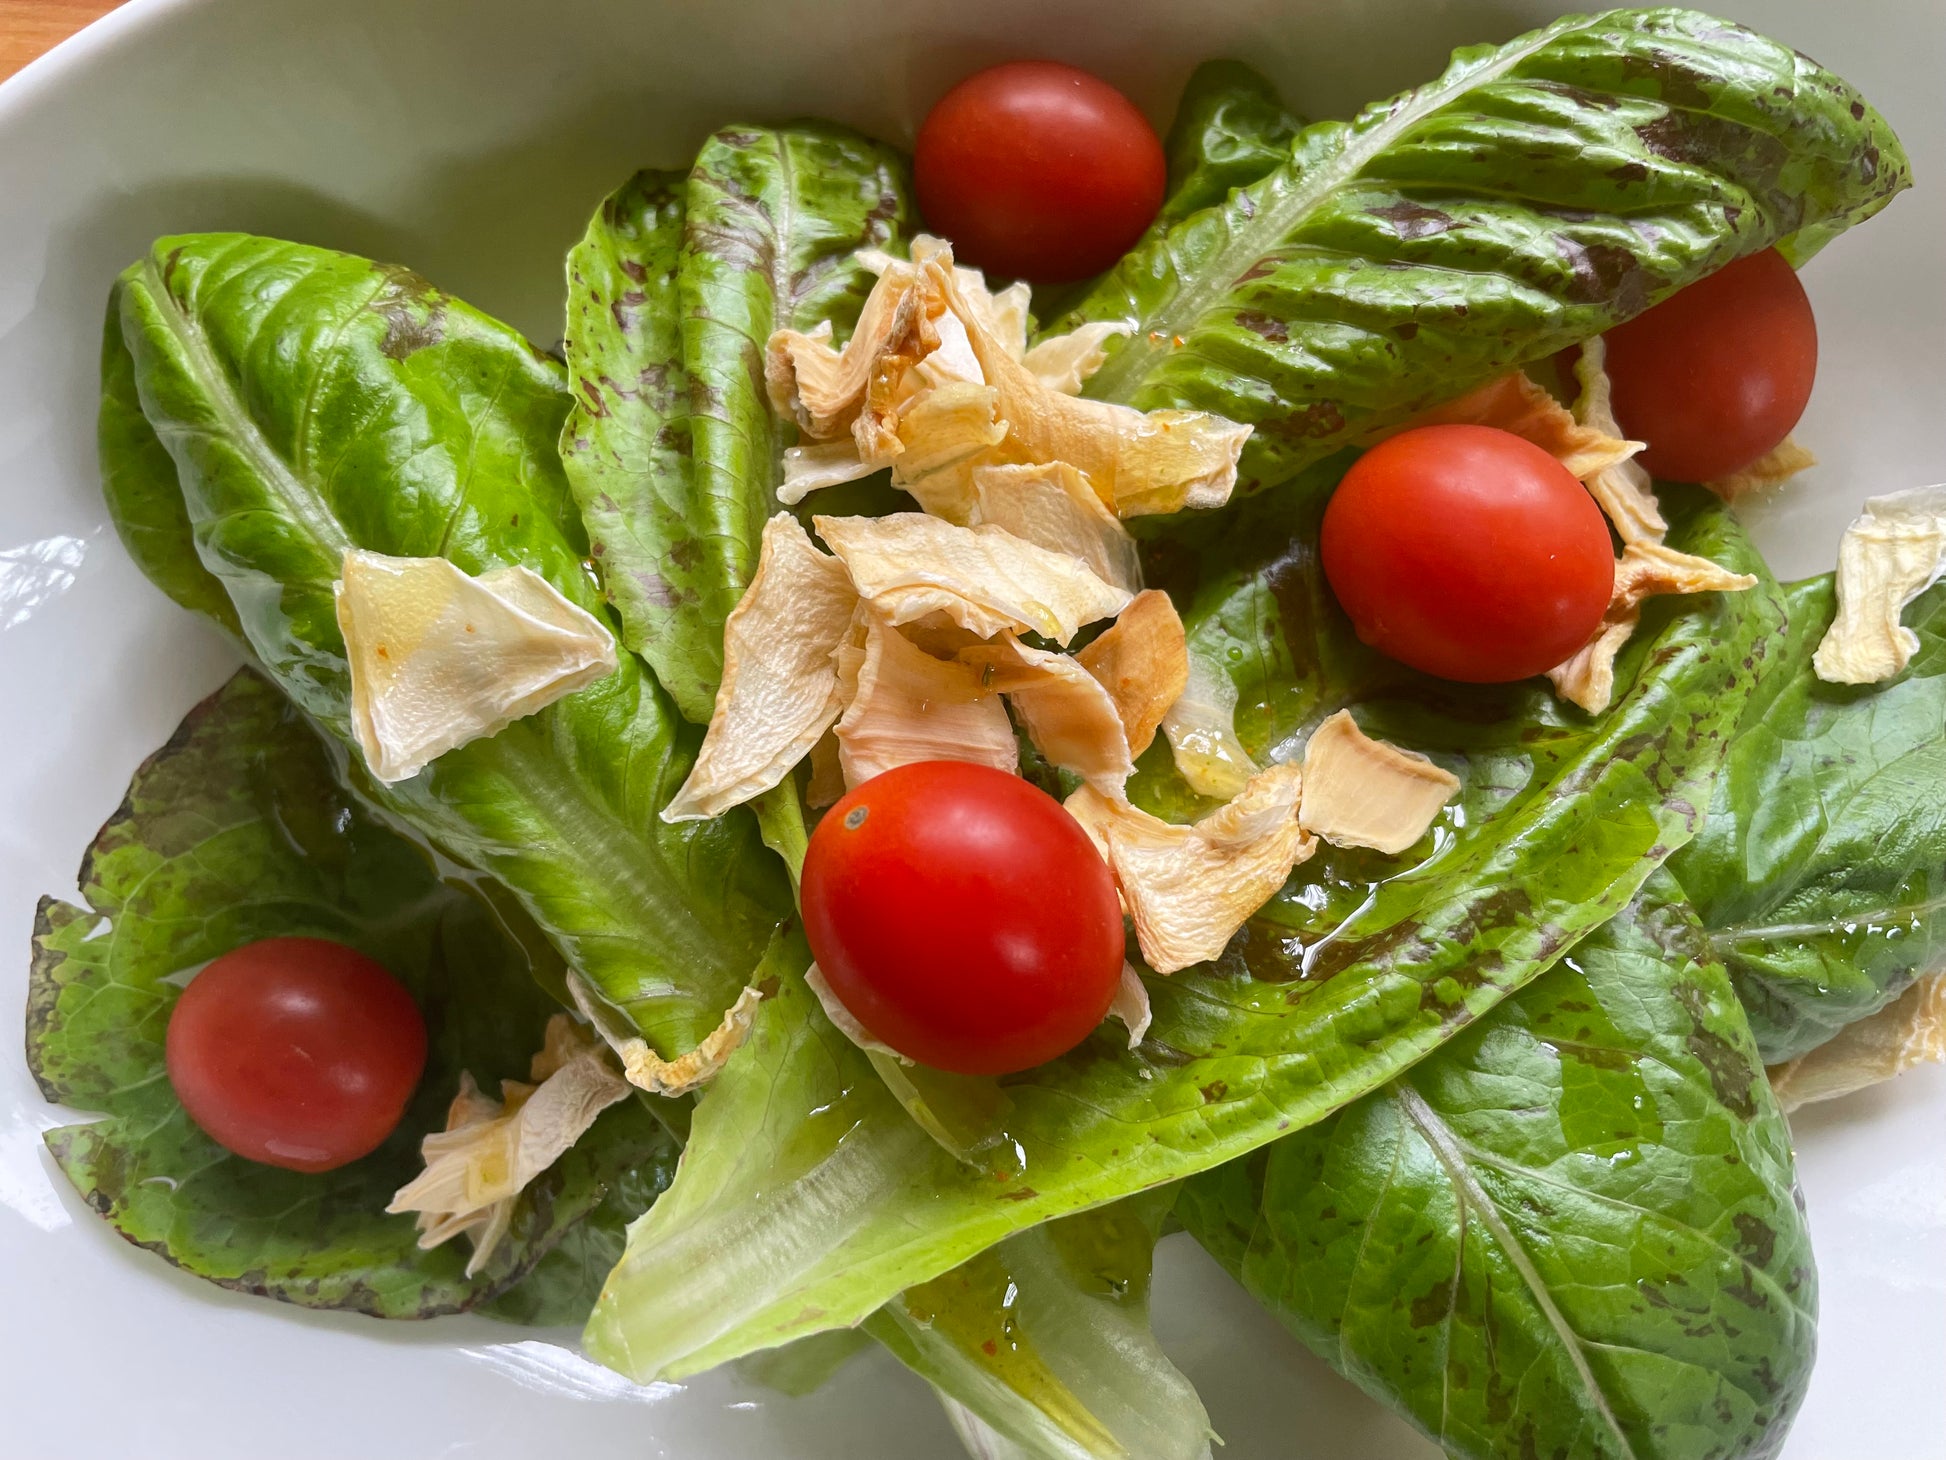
[1603,248,1817,482]
[801,761,1126,1075]
[1321,424,1615,684]
[915,60,1166,283]
[165,937,428,1173]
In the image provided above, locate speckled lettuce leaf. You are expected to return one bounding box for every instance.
[1178,873,1814,1460]
[560,172,704,714]
[585,468,1782,1380]
[1054,7,1908,493]
[1158,61,1305,227]
[1672,578,1946,1061]
[561,133,909,722]
[105,235,790,1055]
[25,669,675,1319]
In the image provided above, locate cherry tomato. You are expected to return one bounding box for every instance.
[915,60,1166,283]
[1321,424,1615,684]
[165,937,428,1173]
[1603,248,1817,482]
[801,761,1125,1075]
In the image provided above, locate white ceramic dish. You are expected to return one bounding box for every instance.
[1,1,1940,1455]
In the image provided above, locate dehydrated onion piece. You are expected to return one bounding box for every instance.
[1814,485,1946,685]
[960,632,1134,797]
[1769,974,1946,1112]
[1067,764,1313,975]
[387,1014,631,1275]
[1572,337,1667,547]
[1549,541,1758,714]
[834,611,1017,788]
[663,515,857,821]
[335,550,618,785]
[1297,710,1459,855]
[815,511,1130,644]
[1709,435,1817,502]
[1073,589,1189,758]
[967,461,1143,592]
[1161,649,1259,799]
[1408,367,1641,481]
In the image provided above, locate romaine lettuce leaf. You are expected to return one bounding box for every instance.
[1177,873,1814,1460]
[1673,578,1946,1060]
[98,298,238,635]
[585,468,1782,1379]
[1054,7,1908,493]
[1158,61,1304,226]
[26,669,674,1318]
[104,235,791,1055]
[865,1189,1211,1460]
[561,129,909,722]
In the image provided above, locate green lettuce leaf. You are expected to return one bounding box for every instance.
[1158,61,1305,226]
[865,1189,1210,1460]
[1673,578,1946,1061]
[586,467,1782,1379]
[1177,873,1814,1460]
[105,236,791,1054]
[26,669,674,1318]
[561,130,910,722]
[1055,7,1908,492]
[98,297,238,635]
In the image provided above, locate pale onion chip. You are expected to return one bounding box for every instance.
[1021,321,1132,395]
[1573,337,1667,546]
[960,633,1134,797]
[1408,368,1641,480]
[805,963,906,1060]
[780,438,880,505]
[1814,486,1946,685]
[1548,541,1758,714]
[1296,710,1458,855]
[662,515,856,821]
[1769,973,1946,1112]
[1106,963,1152,1049]
[1709,435,1817,502]
[935,257,1250,519]
[1073,590,1189,758]
[765,259,926,439]
[967,462,1143,592]
[1066,765,1314,975]
[567,975,766,1096]
[834,611,1018,788]
[1546,615,1640,717]
[767,238,1248,519]
[1161,648,1259,799]
[334,551,618,785]
[881,382,1010,519]
[387,1014,631,1274]
[815,511,1130,644]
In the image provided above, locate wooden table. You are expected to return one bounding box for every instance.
[1,0,120,81]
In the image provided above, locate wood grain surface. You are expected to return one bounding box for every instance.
[0,0,120,81]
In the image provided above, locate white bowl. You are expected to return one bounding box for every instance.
[1,1,1940,1455]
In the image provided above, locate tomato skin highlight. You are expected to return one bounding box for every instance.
[1603,248,1817,482]
[165,937,428,1173]
[1321,424,1615,684]
[801,761,1126,1076]
[915,60,1166,284]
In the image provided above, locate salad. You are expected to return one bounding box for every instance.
[25,8,1946,1457]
